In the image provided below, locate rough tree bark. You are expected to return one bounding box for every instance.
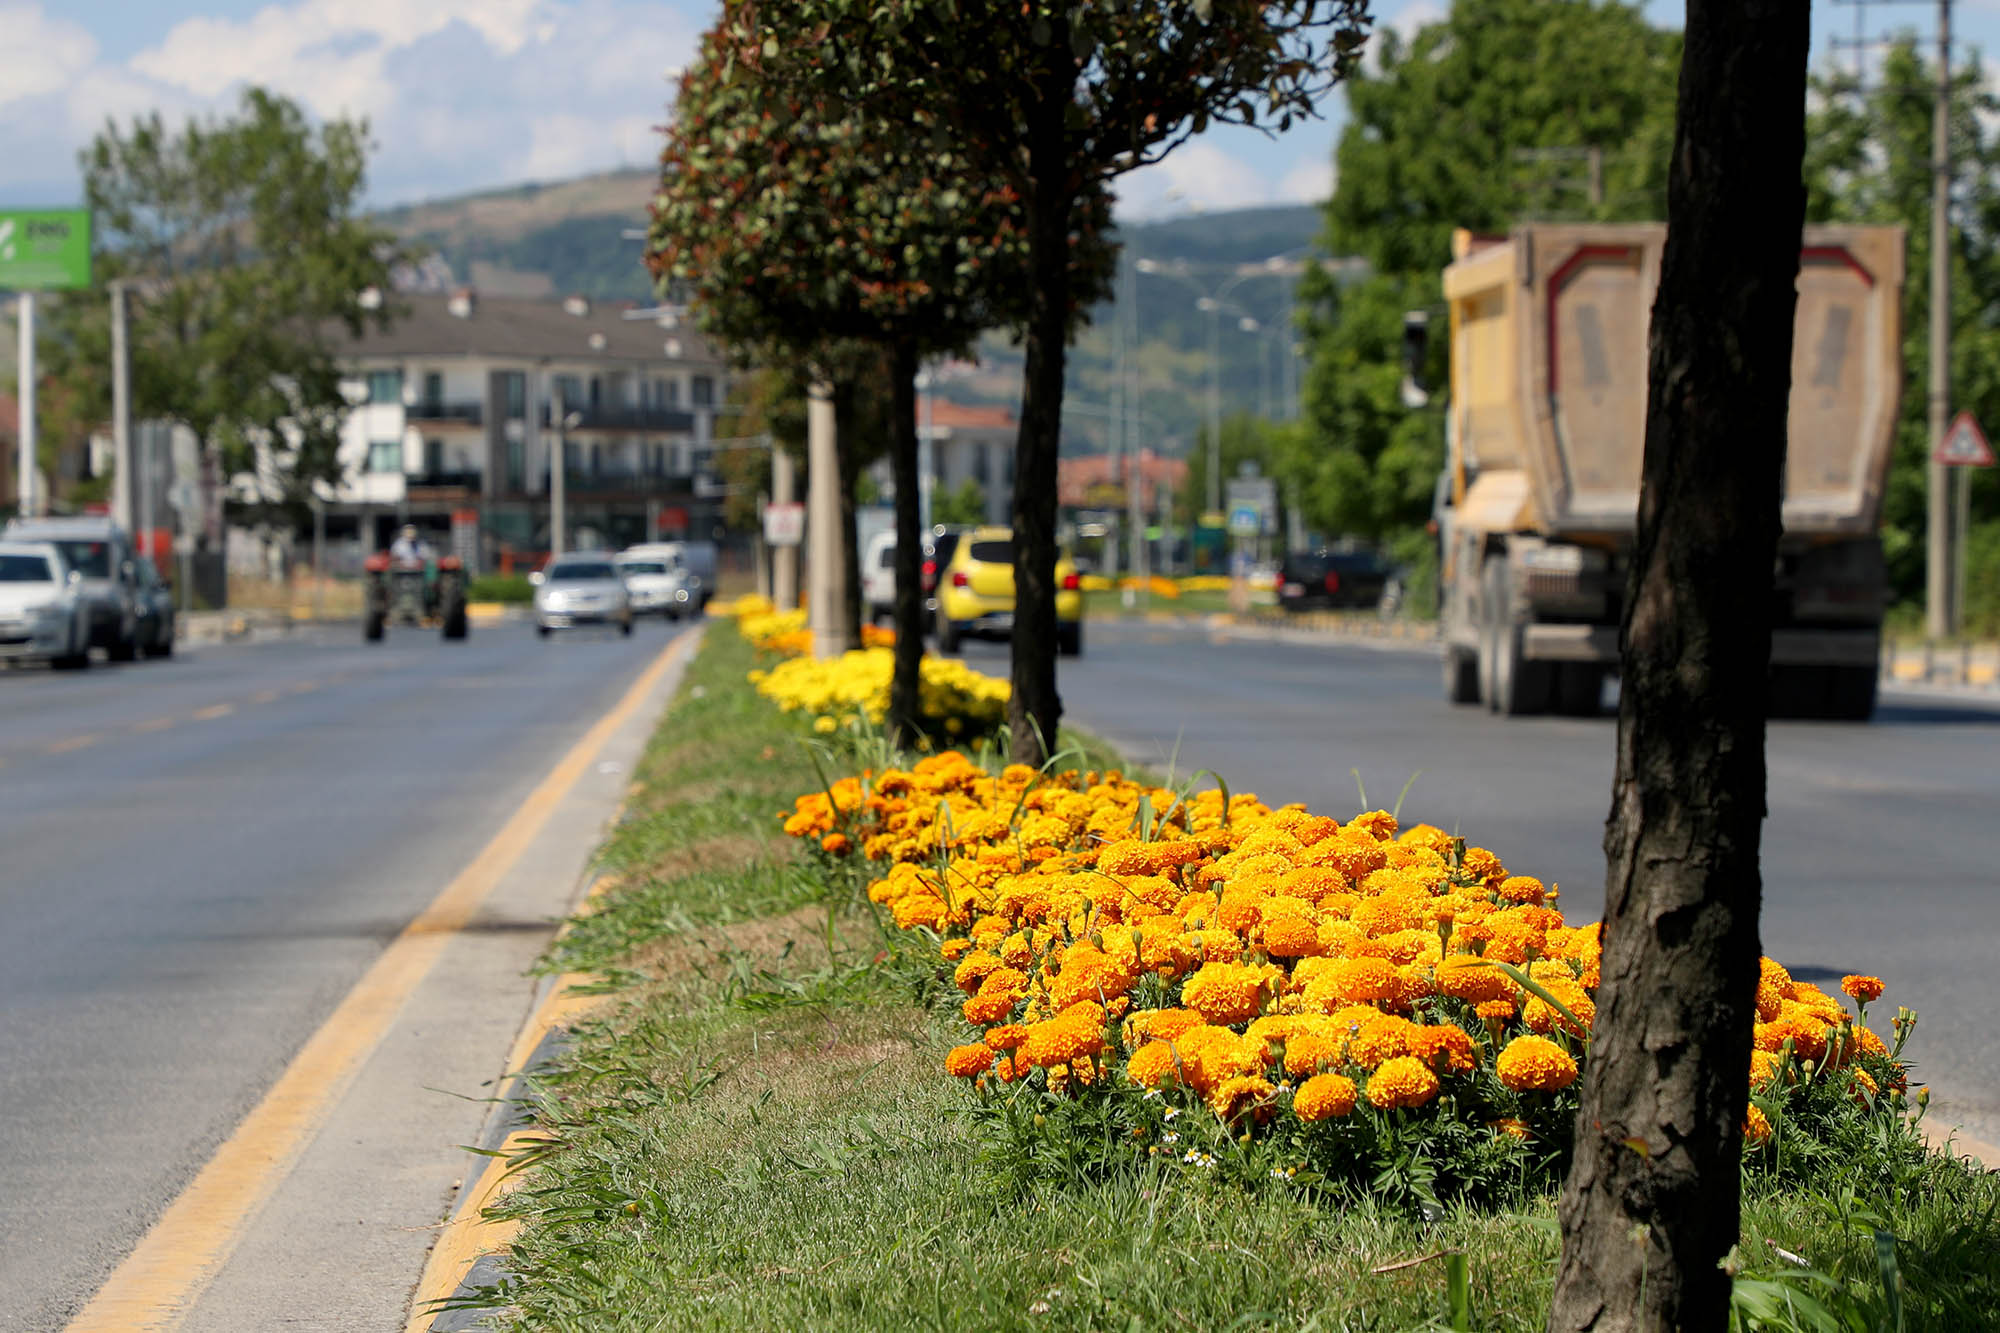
[1007,45,1073,766]
[887,339,926,748]
[1548,5,1809,1332]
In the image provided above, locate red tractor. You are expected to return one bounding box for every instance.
[363,552,469,641]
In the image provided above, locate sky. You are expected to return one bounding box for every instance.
[2,0,1994,223]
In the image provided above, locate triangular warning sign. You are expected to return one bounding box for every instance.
[1935,411,1996,467]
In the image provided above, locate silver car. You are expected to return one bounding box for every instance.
[1,516,140,660]
[0,541,93,669]
[532,556,634,637]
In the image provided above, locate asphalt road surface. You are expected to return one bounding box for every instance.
[0,616,684,1333]
[963,620,2000,1151]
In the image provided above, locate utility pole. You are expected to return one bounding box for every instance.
[1926,0,1954,638]
[804,379,848,656]
[551,381,568,557]
[771,438,798,611]
[110,281,134,534]
[15,292,35,518]
[1203,296,1222,516]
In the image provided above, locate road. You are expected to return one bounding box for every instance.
[0,616,683,1333]
[979,619,2000,1151]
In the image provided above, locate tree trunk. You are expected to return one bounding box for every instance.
[1007,52,1073,766]
[1548,6,1808,1332]
[887,339,926,749]
[835,381,864,649]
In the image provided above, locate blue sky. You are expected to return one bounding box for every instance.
[2,1,1993,221]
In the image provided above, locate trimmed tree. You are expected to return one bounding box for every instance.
[1547,3,1810,1330]
[648,4,1106,744]
[757,0,1370,762]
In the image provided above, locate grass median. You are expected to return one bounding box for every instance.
[459,622,2000,1333]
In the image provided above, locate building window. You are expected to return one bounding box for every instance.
[366,440,403,473]
[554,374,584,409]
[589,377,602,409]
[973,444,991,486]
[1004,450,1015,485]
[691,375,714,407]
[662,377,679,406]
[367,370,403,405]
[421,371,442,407]
[424,438,444,475]
[503,372,526,419]
[507,438,525,490]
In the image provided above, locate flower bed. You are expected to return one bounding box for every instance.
[780,751,1915,1203]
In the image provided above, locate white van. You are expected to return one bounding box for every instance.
[862,531,896,624]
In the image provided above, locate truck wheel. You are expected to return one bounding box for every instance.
[1443,648,1480,704]
[365,609,385,642]
[1553,664,1605,717]
[1484,556,1551,716]
[1768,665,1825,719]
[109,629,138,663]
[1825,665,1877,722]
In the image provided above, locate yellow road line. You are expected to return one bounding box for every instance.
[68,632,696,1332]
[249,689,282,705]
[133,716,178,734]
[288,681,320,695]
[45,733,101,754]
[190,703,234,721]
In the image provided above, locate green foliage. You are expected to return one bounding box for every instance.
[1291,0,1679,548]
[466,574,534,604]
[1807,43,2000,611]
[50,88,400,527]
[931,479,988,529]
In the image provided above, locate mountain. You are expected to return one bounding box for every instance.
[374,173,1334,451]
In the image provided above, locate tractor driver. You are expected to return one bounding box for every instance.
[390,524,431,566]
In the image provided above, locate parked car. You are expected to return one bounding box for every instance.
[0,541,93,668]
[132,556,176,657]
[531,556,633,637]
[920,528,963,627]
[1,516,140,660]
[1275,550,1401,613]
[935,525,1084,656]
[862,530,897,624]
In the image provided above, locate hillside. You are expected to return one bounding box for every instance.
[374,172,1333,449]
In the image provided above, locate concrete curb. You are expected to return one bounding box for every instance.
[403,625,704,1332]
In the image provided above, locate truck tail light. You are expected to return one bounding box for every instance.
[1061,572,1080,591]
[1324,571,1341,594]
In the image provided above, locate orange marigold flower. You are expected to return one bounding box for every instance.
[1125,1040,1180,1088]
[1841,975,1886,1005]
[962,990,1018,1025]
[1854,1026,1888,1058]
[1437,955,1514,1005]
[1743,1103,1773,1145]
[1347,1014,1417,1068]
[1748,1048,1782,1085]
[1495,1035,1579,1092]
[1852,1069,1879,1103]
[1365,1056,1442,1110]
[1282,1029,1346,1077]
[1497,875,1546,905]
[953,950,1002,995]
[1309,956,1399,1006]
[1348,810,1399,841]
[945,1044,995,1077]
[1262,913,1324,958]
[1492,1117,1531,1141]
[1182,961,1275,1025]
[1755,957,1792,1022]
[1209,1074,1277,1122]
[1292,1072,1359,1121]
[984,1023,1028,1052]
[1459,847,1505,884]
[1019,1012,1105,1068]
[1476,998,1518,1022]
[1407,1023,1478,1075]
[939,938,974,962]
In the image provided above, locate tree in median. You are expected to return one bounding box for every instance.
[1547,3,1810,1330]
[761,0,1370,762]
[62,88,399,545]
[647,5,1103,744]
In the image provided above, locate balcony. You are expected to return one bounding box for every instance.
[540,469,697,496]
[406,399,484,425]
[541,403,694,433]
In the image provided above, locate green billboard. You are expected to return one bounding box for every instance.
[0,209,92,290]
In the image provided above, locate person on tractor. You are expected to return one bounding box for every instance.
[390,524,431,566]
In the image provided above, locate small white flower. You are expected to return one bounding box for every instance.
[1270,1167,1289,1180]
[1161,1131,1180,1145]
[1162,1107,1180,1121]
[1182,1149,1201,1164]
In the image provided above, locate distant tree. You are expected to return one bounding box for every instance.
[648,4,1063,744]
[764,0,1368,762]
[1806,41,2000,619]
[56,88,399,545]
[1293,0,1680,556]
[930,479,988,529]
[1548,3,1809,1329]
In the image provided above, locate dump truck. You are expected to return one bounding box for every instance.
[1433,222,1905,720]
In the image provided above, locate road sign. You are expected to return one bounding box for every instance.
[1228,505,1261,537]
[1225,476,1277,536]
[167,480,201,514]
[0,209,91,290]
[763,500,805,546]
[1935,411,1996,467]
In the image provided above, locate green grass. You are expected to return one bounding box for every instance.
[467,573,535,604]
[457,622,2000,1333]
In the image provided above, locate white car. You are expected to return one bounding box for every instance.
[862,530,896,623]
[615,550,695,620]
[0,541,93,668]
[531,556,634,637]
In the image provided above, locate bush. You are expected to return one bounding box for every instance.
[467,573,534,603]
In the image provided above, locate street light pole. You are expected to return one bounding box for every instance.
[1926,0,1954,638]
[551,382,568,557]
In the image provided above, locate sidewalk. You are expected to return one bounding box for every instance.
[177,603,522,645]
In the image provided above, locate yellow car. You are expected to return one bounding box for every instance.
[936,525,1084,656]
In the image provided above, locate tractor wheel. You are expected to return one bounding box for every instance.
[442,606,468,640]
[620,615,634,637]
[365,609,386,642]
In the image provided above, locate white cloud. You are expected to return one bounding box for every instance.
[1277,157,1334,206]
[0,3,96,107]
[1116,142,1276,220]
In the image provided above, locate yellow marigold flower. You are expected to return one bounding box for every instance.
[952,951,1003,996]
[1495,1035,1579,1092]
[1292,1072,1359,1121]
[1262,913,1323,958]
[1366,1056,1442,1110]
[1351,894,1424,937]
[1476,998,1518,1023]
[1209,1074,1277,1122]
[1743,1103,1773,1145]
[1308,956,1399,1006]
[1852,1069,1879,1103]
[1182,961,1275,1025]
[1854,1026,1888,1058]
[1170,1025,1268,1095]
[1282,1029,1346,1077]
[1018,1012,1106,1068]
[1523,982,1596,1038]
[1459,847,1505,885]
[1749,1049,1782,1086]
[1497,875,1547,905]
[962,990,1018,1025]
[1841,974,1885,1005]
[1348,810,1399,841]
[1436,955,1514,1005]
[1491,1117,1531,1141]
[939,938,974,962]
[1124,1007,1203,1046]
[1755,957,1792,1022]
[1407,1024,1478,1075]
[946,1044,995,1078]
